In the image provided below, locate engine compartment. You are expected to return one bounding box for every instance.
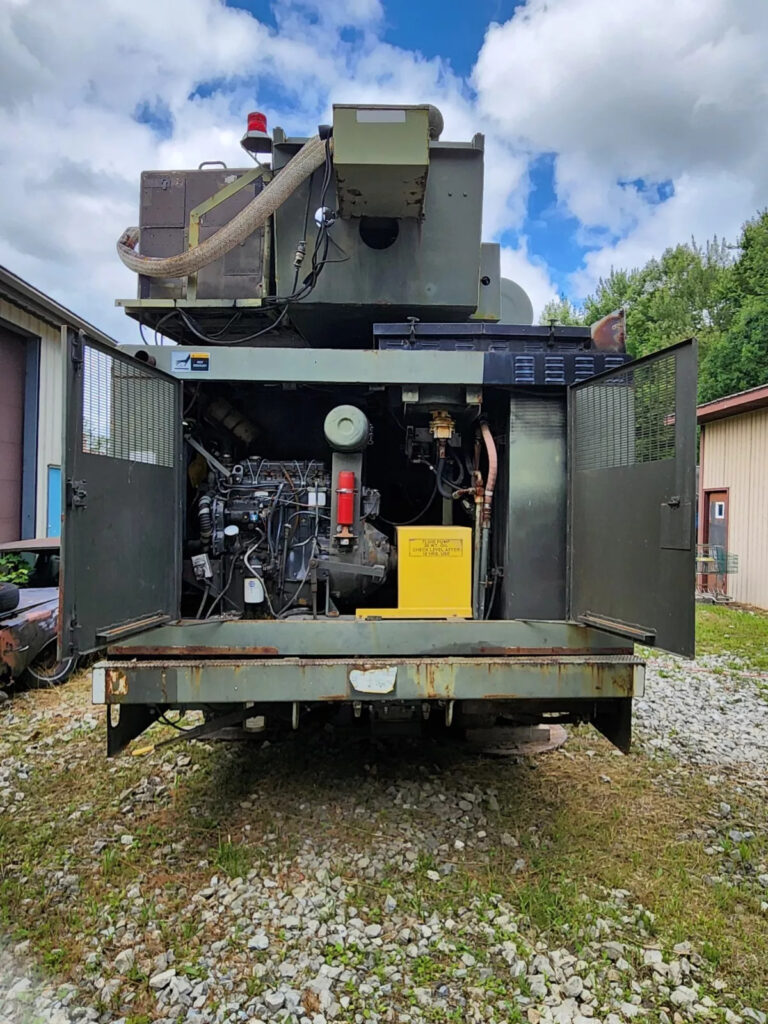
[182,382,505,621]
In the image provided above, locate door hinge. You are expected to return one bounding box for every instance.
[66,478,87,509]
[71,330,85,368]
[66,612,81,657]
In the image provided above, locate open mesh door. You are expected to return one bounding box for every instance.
[568,339,697,656]
[60,330,182,657]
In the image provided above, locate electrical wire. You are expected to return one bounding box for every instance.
[378,478,438,527]
[153,311,178,346]
[177,304,290,346]
[205,556,240,618]
[195,584,210,618]
[484,573,499,620]
[170,139,340,348]
[157,712,194,733]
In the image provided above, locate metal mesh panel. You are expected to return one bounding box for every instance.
[82,346,176,467]
[573,351,676,471]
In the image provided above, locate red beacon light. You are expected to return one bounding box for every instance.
[241,110,272,155]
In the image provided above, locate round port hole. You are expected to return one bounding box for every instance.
[359,217,399,250]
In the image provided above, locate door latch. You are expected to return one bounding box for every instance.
[66,479,87,509]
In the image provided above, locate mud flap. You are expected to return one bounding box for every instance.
[107,704,159,757]
[592,698,632,753]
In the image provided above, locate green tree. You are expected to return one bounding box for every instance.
[582,240,732,359]
[698,212,768,400]
[539,297,585,326]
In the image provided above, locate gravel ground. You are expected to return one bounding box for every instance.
[636,654,768,772]
[0,651,766,1024]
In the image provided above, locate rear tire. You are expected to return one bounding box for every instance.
[25,640,76,688]
[0,582,20,614]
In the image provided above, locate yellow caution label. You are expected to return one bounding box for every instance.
[408,538,464,558]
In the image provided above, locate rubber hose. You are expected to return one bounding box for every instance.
[117,135,328,279]
[480,422,497,525]
[435,457,454,499]
[198,495,213,546]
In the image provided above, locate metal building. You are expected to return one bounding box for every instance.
[697,382,768,609]
[0,266,117,542]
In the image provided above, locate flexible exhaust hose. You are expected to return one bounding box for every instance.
[116,135,327,279]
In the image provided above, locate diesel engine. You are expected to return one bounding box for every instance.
[187,406,393,618]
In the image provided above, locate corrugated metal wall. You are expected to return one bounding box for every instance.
[0,298,62,538]
[701,407,768,608]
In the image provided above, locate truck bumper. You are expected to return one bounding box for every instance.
[93,654,644,705]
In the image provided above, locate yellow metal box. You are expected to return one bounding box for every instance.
[357,525,472,619]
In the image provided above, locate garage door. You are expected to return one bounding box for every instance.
[0,328,25,542]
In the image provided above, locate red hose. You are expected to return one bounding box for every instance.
[480,422,497,525]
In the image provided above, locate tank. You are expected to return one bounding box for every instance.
[60,104,697,755]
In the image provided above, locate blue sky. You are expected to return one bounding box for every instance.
[231,0,523,77]
[1,0,765,340]
[229,0,583,295]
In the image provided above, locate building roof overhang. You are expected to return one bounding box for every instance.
[0,265,117,348]
[697,382,768,424]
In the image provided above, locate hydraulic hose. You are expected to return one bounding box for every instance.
[477,423,498,619]
[480,421,497,526]
[116,135,328,279]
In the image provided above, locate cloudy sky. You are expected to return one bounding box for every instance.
[1,0,766,342]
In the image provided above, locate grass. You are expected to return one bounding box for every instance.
[1,620,768,1015]
[213,836,255,879]
[696,602,768,671]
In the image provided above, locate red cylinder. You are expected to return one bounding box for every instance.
[336,470,356,526]
[247,111,268,133]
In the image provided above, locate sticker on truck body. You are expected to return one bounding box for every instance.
[171,351,210,372]
[349,666,397,694]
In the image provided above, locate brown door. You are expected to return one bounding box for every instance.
[0,328,26,542]
[705,490,728,596]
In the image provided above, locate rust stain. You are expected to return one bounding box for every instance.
[189,665,202,698]
[105,669,128,697]
[424,662,437,699]
[109,645,280,656]
[477,646,632,656]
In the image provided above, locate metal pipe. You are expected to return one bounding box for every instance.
[478,525,490,620]
[471,471,484,619]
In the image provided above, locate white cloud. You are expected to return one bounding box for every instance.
[474,0,768,296]
[3,0,765,337]
[0,0,542,339]
[500,240,558,320]
[571,170,755,296]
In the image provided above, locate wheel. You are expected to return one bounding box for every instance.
[25,640,76,688]
[0,582,20,614]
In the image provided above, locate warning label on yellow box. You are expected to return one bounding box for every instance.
[408,538,464,558]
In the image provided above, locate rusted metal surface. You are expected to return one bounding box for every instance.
[108,619,632,659]
[0,588,58,681]
[476,646,633,656]
[92,654,644,706]
[108,644,280,657]
[105,668,128,697]
[96,613,173,643]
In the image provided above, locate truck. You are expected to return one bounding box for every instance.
[58,103,696,755]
